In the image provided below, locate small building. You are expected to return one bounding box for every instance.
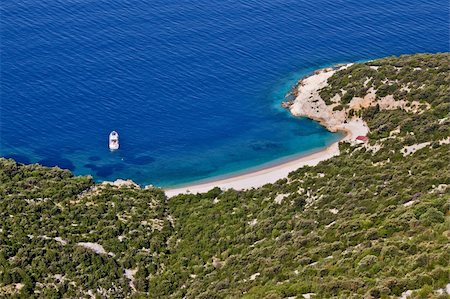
[355,135,369,144]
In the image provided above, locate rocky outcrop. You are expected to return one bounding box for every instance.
[283,65,369,140]
[102,179,140,188]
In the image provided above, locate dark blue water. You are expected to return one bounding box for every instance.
[1,0,448,186]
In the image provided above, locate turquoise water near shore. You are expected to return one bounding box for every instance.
[1,0,448,186]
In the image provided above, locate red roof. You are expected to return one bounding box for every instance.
[356,136,369,141]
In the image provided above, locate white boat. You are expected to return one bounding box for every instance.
[109,131,119,150]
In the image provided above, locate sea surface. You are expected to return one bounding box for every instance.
[1,0,448,187]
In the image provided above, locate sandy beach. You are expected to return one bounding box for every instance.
[164,66,369,197]
[164,119,367,197]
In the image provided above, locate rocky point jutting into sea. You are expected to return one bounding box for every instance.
[282,64,369,139]
[282,63,431,138]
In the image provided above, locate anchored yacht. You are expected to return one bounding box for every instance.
[109,131,119,150]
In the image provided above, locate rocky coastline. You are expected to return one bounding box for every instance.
[282,65,350,131]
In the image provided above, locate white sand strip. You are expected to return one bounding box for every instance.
[164,145,339,197]
[164,119,367,197]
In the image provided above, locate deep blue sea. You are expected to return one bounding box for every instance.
[1,0,448,187]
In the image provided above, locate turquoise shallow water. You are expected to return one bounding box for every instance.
[1,0,448,187]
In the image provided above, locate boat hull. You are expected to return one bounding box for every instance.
[109,131,119,150]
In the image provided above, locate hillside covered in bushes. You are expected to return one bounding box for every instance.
[1,53,449,298]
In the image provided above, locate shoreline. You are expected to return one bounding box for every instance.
[163,135,343,189]
[164,64,369,197]
[164,119,367,197]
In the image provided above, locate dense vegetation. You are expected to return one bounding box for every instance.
[1,53,449,298]
[0,163,172,297]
